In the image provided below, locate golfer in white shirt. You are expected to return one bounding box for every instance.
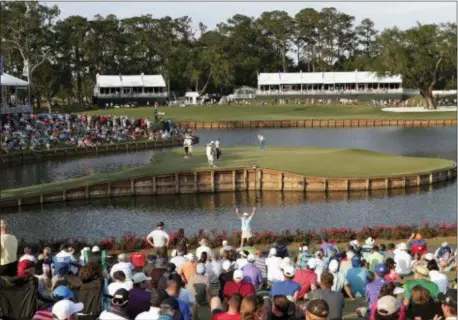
[146,221,170,260]
[235,207,256,248]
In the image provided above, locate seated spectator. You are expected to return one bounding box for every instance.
[393,243,412,276]
[51,300,84,320]
[307,271,345,320]
[19,247,37,263]
[296,245,312,269]
[242,254,263,290]
[220,240,234,257]
[438,289,457,320]
[304,299,329,320]
[99,288,131,320]
[270,266,300,301]
[427,259,449,293]
[404,265,439,306]
[361,237,375,260]
[405,285,443,319]
[328,260,344,293]
[110,253,134,281]
[126,273,153,319]
[367,245,385,272]
[344,256,368,300]
[223,270,256,301]
[275,241,290,259]
[210,293,242,320]
[373,295,405,320]
[365,264,388,311]
[235,250,249,270]
[266,248,283,284]
[295,258,319,300]
[369,282,406,320]
[384,244,395,261]
[264,295,298,320]
[158,297,181,320]
[340,250,355,275]
[408,233,427,257]
[384,258,400,282]
[435,242,453,260]
[108,270,134,296]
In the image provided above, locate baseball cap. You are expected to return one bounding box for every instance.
[157,221,165,227]
[243,212,249,216]
[222,260,233,271]
[52,286,75,301]
[118,253,127,261]
[283,266,296,277]
[307,258,318,269]
[133,272,152,284]
[247,254,256,262]
[52,300,84,320]
[185,253,195,261]
[375,264,388,277]
[351,256,361,268]
[377,295,400,316]
[328,260,339,273]
[269,248,277,256]
[91,246,100,253]
[306,299,329,318]
[112,288,130,306]
[222,240,228,246]
[438,289,457,308]
[233,270,244,280]
[196,263,206,275]
[415,265,430,277]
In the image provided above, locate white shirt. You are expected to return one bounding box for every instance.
[110,261,134,280]
[147,229,170,248]
[170,256,186,272]
[196,245,213,260]
[215,141,220,148]
[99,310,130,320]
[206,145,213,157]
[235,258,248,270]
[331,271,345,292]
[135,307,160,320]
[258,135,264,142]
[393,250,412,275]
[429,270,449,293]
[108,280,133,296]
[265,256,283,282]
[55,250,77,263]
[241,217,253,232]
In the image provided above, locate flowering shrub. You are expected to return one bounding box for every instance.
[18,222,457,254]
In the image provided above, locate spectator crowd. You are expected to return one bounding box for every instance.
[0,113,193,153]
[0,219,457,320]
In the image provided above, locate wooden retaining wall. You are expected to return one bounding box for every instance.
[1,165,455,209]
[175,119,457,130]
[0,137,191,164]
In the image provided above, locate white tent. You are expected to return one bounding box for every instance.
[1,73,29,87]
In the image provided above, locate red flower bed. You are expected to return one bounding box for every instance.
[18,222,457,254]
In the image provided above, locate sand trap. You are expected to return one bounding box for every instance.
[382,106,457,113]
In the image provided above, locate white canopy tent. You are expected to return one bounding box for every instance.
[95,73,166,88]
[1,73,29,87]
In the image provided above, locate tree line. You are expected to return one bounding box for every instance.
[1,1,456,109]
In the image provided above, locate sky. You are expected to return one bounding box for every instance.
[45,1,456,33]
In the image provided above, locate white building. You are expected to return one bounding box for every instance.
[93,73,168,107]
[257,71,402,95]
[1,73,31,114]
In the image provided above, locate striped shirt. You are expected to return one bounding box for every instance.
[254,257,267,279]
[32,310,53,320]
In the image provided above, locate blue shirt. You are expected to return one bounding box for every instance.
[270,280,301,297]
[242,263,263,289]
[345,267,368,298]
[177,298,192,320]
[241,217,253,232]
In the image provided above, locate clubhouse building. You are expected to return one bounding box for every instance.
[92,73,168,107]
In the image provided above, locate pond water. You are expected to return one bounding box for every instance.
[3,127,456,242]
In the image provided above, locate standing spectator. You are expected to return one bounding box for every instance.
[405,285,443,319]
[146,221,170,260]
[270,266,301,300]
[235,207,256,249]
[151,258,168,289]
[219,240,234,257]
[367,245,385,272]
[17,259,36,277]
[99,288,130,320]
[427,259,449,294]
[188,263,212,308]
[404,265,439,306]
[196,239,213,260]
[172,229,189,255]
[242,254,263,290]
[294,258,319,300]
[438,289,457,320]
[258,134,266,151]
[344,256,368,300]
[170,250,186,273]
[408,233,427,257]
[385,243,396,260]
[164,278,192,320]
[223,270,256,301]
[264,295,297,320]
[393,243,412,276]
[135,288,169,320]
[0,219,18,276]
[218,261,235,300]
[126,273,152,319]
[215,138,222,160]
[308,271,345,320]
[181,254,197,286]
[110,253,134,281]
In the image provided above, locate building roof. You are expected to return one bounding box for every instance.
[258,71,402,85]
[96,74,166,87]
[1,73,29,87]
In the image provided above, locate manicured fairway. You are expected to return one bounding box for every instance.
[2,146,454,198]
[85,104,457,121]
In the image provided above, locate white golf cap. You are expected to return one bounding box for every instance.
[269,248,277,256]
[283,266,296,277]
[222,240,228,246]
[247,254,256,262]
[222,260,233,271]
[82,247,90,252]
[441,242,448,247]
[281,257,292,269]
[243,212,249,216]
[118,253,127,260]
[233,270,244,280]
[346,251,355,259]
[328,260,339,273]
[91,246,100,253]
[397,242,408,251]
[365,237,375,246]
[52,300,84,320]
[307,258,317,269]
[132,273,152,284]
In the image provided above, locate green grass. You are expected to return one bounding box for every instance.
[2,146,454,199]
[84,104,457,121]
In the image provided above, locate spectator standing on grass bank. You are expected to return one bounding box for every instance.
[146,222,170,260]
[215,138,222,160]
[235,207,256,249]
[0,219,18,277]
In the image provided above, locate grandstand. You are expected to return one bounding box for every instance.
[92,73,168,108]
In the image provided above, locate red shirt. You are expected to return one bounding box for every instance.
[223,281,256,299]
[293,269,318,299]
[212,312,241,320]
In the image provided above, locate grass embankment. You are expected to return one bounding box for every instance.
[85,104,457,121]
[2,146,454,199]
